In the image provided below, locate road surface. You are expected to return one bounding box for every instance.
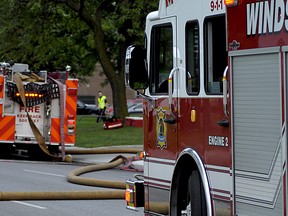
[0,158,143,216]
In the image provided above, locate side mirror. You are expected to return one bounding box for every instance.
[125,45,148,91]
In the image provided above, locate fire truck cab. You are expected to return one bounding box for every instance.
[126,0,288,215]
[125,0,229,215]
[225,0,288,215]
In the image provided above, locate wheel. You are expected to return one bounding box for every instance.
[0,143,13,159]
[182,170,207,216]
[186,170,207,216]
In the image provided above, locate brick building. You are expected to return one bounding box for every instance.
[77,63,136,105]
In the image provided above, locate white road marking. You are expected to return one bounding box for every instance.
[12,201,47,209]
[24,169,65,178]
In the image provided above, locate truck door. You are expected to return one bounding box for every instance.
[144,16,178,214]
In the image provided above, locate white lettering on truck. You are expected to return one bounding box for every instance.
[208,136,228,147]
[18,105,42,123]
[246,0,288,35]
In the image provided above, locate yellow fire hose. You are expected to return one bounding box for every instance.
[0,190,124,201]
[64,147,140,155]
[67,156,127,189]
[0,156,130,201]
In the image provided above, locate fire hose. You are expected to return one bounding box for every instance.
[0,156,129,201]
[0,152,141,202]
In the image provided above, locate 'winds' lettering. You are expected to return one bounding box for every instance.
[246,0,288,36]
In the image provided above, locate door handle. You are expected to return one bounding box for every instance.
[217,119,229,127]
[164,118,176,124]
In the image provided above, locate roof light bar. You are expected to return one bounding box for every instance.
[16,92,44,98]
[224,0,238,7]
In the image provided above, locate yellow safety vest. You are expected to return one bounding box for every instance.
[98,96,107,109]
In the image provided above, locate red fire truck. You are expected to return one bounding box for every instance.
[125,0,287,215]
[0,62,78,159]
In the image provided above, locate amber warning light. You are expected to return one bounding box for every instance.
[125,179,144,210]
[224,0,238,7]
[16,92,44,98]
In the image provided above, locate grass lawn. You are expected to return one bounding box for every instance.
[75,115,143,148]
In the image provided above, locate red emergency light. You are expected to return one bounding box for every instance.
[67,114,75,120]
[68,88,77,96]
[224,0,238,7]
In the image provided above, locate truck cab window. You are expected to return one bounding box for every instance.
[204,15,227,94]
[149,24,173,94]
[186,21,200,95]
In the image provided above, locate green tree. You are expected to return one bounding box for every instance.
[0,0,158,119]
[0,1,96,77]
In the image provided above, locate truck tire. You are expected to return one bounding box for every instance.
[188,169,207,216]
[171,168,207,216]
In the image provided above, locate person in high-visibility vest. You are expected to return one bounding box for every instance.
[97,91,107,122]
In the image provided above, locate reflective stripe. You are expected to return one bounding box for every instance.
[51,118,60,143]
[0,116,15,141]
[65,79,78,145]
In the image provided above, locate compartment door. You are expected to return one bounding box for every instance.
[231,49,284,216]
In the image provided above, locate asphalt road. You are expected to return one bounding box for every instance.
[0,159,144,216]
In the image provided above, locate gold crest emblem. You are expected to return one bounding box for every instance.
[156,107,167,149]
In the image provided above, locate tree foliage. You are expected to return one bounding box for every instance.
[0,0,158,118]
[0,0,96,77]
